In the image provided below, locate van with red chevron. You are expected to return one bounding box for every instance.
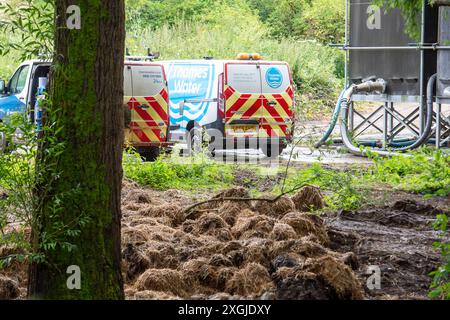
[0,54,171,161]
[161,53,295,157]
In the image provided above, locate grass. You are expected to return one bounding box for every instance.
[369,149,450,198]
[123,149,235,190]
[123,148,450,212]
[281,163,366,211]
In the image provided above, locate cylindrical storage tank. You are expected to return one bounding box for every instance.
[438,6,450,97]
[349,0,438,98]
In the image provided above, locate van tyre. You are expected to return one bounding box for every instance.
[261,141,287,158]
[137,147,160,162]
[188,126,202,156]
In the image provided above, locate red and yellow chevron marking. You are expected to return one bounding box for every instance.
[124,88,169,145]
[223,85,294,139]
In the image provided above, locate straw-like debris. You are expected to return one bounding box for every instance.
[120,184,365,300]
[291,186,325,212]
[0,275,20,300]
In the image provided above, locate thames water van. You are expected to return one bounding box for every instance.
[123,61,170,160]
[0,60,170,160]
[161,54,295,157]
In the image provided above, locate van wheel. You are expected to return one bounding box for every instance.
[261,142,287,158]
[188,126,202,156]
[136,147,160,162]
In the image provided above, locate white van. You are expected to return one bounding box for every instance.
[0,60,171,160]
[161,55,295,157]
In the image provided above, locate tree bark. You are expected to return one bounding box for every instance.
[28,0,125,299]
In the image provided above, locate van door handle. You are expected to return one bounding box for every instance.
[138,104,149,110]
[266,101,277,107]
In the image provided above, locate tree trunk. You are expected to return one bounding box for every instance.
[28,0,125,299]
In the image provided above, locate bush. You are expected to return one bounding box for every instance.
[282,163,364,211]
[430,214,450,300]
[370,150,450,197]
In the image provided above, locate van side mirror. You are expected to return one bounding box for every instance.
[0,80,5,94]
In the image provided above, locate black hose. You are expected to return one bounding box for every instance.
[340,75,437,156]
[392,73,436,152]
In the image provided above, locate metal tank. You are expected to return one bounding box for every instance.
[315,1,450,153]
[348,0,438,98]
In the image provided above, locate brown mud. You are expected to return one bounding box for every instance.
[325,195,449,299]
[119,181,449,300]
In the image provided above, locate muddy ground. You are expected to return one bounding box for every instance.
[325,193,449,299]
[0,180,448,300]
[118,181,449,300]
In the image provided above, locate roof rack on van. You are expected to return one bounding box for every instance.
[126,48,160,62]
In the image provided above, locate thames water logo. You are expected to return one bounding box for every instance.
[266,67,283,89]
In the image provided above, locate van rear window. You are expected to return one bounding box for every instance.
[226,64,261,94]
[226,63,291,94]
[132,66,165,97]
[260,64,291,94]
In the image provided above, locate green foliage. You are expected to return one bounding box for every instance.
[123,148,234,190]
[282,163,364,211]
[429,214,450,300]
[300,0,345,44]
[260,0,345,44]
[0,0,54,78]
[0,112,89,268]
[369,150,450,197]
[0,0,54,60]
[374,0,444,40]
[0,113,38,263]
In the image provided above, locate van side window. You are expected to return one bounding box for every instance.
[9,65,30,94]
